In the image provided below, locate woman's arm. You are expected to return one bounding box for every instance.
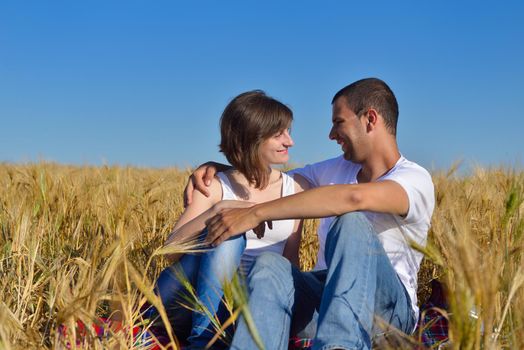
[164,178,256,260]
[282,173,311,268]
[282,220,303,268]
[184,162,232,206]
[163,178,222,261]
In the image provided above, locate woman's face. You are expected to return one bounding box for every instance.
[258,127,294,166]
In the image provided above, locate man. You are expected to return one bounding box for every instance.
[187,78,434,349]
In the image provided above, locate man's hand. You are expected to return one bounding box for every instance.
[205,206,267,247]
[184,162,230,207]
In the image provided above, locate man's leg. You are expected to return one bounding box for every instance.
[314,212,415,350]
[230,252,324,350]
[372,248,416,338]
[187,234,246,349]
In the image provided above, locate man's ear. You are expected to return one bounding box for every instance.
[366,109,379,131]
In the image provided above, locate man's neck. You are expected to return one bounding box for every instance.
[357,141,401,183]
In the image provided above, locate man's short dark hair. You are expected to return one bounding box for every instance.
[332,78,399,135]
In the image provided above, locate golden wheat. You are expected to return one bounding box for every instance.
[0,162,522,349]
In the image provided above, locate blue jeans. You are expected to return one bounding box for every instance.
[149,231,246,349]
[230,212,416,350]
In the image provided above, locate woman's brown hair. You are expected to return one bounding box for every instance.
[219,90,293,189]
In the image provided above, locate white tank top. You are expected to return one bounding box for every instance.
[217,172,296,273]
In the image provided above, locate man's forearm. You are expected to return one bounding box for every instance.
[204,181,408,247]
[253,184,362,222]
[253,180,408,222]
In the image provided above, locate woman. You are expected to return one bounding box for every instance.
[149,90,308,349]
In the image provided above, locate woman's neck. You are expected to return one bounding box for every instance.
[228,167,282,189]
[225,167,283,201]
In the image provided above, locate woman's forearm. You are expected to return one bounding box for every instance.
[164,207,216,247]
[165,200,256,247]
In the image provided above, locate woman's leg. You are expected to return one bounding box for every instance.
[186,234,247,349]
[149,252,202,341]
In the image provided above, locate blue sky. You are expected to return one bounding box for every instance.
[1,1,523,171]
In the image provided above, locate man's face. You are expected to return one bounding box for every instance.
[329,98,369,162]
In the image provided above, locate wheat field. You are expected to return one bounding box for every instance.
[0,162,522,349]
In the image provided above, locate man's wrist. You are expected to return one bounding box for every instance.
[251,204,267,223]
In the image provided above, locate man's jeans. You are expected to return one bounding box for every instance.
[231,212,416,350]
[149,231,246,349]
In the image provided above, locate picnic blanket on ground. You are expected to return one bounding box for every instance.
[59,280,449,349]
[58,317,161,349]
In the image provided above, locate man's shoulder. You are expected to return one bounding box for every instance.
[288,155,358,187]
[306,155,357,172]
[387,157,435,203]
[393,157,432,181]
[386,157,435,224]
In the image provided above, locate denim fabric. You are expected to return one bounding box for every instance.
[149,230,246,349]
[230,212,416,350]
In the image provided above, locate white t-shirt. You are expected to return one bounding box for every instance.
[290,155,435,317]
[217,172,296,274]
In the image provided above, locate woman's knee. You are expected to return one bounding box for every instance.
[207,235,246,277]
[214,234,246,258]
[248,252,294,293]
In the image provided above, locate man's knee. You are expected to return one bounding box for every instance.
[335,212,371,229]
[329,212,374,241]
[324,212,379,264]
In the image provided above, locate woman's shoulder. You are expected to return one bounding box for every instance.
[221,169,248,186]
[190,175,223,204]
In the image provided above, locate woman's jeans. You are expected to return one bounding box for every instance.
[149,231,246,349]
[230,212,416,350]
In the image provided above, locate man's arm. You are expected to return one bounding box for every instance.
[205,180,408,246]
